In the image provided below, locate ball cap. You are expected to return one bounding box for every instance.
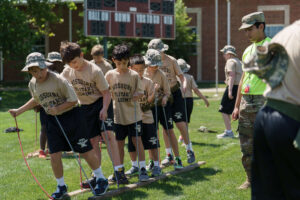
[239,12,265,30]
[47,52,62,62]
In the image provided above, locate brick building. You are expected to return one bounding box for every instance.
[1,0,300,82]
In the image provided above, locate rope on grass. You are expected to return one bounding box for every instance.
[14,116,54,200]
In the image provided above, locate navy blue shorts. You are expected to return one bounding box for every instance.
[46,107,93,154]
[128,123,160,152]
[219,85,238,115]
[151,101,174,130]
[39,107,47,127]
[114,121,142,141]
[184,97,194,123]
[171,89,187,123]
[80,98,114,139]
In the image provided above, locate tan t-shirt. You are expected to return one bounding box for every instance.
[138,77,155,124]
[144,68,170,102]
[61,61,109,105]
[264,20,300,105]
[105,69,143,125]
[161,54,183,88]
[181,73,198,98]
[91,59,113,75]
[28,71,78,115]
[225,57,243,85]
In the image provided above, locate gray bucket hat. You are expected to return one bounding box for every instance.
[177,58,191,73]
[148,39,169,52]
[47,52,62,62]
[22,52,52,72]
[239,12,265,30]
[220,45,237,56]
[243,42,289,89]
[144,49,162,67]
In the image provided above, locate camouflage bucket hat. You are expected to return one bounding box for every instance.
[148,39,169,52]
[144,49,162,67]
[177,58,191,73]
[239,12,265,30]
[220,45,237,56]
[22,52,52,72]
[47,52,62,62]
[243,42,289,89]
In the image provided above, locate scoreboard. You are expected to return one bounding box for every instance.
[84,0,176,39]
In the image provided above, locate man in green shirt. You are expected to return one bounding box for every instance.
[232,11,271,190]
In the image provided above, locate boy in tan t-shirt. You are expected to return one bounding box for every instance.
[8,52,105,198]
[144,49,183,170]
[126,54,162,177]
[148,39,195,165]
[60,42,125,187]
[105,44,149,182]
[90,44,113,75]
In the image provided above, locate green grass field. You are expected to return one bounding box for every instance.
[0,90,250,200]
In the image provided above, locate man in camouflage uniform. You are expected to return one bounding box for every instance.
[232,12,271,189]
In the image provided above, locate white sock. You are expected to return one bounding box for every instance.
[139,161,146,169]
[165,148,172,155]
[154,161,159,167]
[56,176,65,186]
[131,160,138,167]
[114,165,123,171]
[185,142,193,151]
[93,167,105,180]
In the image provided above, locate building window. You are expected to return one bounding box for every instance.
[91,21,106,35]
[265,25,284,38]
[119,23,126,36]
[142,24,154,37]
[87,0,101,9]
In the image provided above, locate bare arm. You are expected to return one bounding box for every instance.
[8,98,38,117]
[147,83,159,103]
[99,89,112,120]
[232,72,244,120]
[193,88,209,107]
[48,101,77,116]
[178,74,187,93]
[227,71,235,99]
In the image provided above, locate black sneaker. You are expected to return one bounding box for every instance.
[174,157,184,170]
[146,160,154,171]
[187,150,195,164]
[81,176,96,189]
[94,178,109,196]
[109,167,129,184]
[51,185,68,200]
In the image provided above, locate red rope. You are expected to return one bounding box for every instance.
[14,117,53,200]
[35,112,38,148]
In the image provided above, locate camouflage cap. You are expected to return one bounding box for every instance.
[239,12,265,30]
[47,51,62,62]
[22,52,52,72]
[148,39,169,52]
[177,58,191,73]
[220,45,237,56]
[144,49,162,67]
[243,42,289,89]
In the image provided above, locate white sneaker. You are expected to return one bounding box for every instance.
[217,130,234,138]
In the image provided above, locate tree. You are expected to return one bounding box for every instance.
[0,0,63,62]
[76,0,196,61]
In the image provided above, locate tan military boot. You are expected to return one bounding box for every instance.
[237,179,251,190]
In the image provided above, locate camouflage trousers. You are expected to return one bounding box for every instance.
[238,95,266,181]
